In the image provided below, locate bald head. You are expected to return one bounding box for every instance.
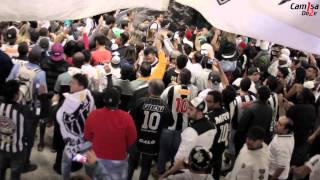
[276,116,294,134]
[73,52,85,68]
[148,79,165,97]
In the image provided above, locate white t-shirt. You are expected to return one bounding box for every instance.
[268,134,295,179]
[149,22,161,32]
[306,155,320,180]
[226,143,270,180]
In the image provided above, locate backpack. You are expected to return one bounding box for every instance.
[15,64,41,104]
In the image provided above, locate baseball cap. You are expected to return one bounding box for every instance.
[247,67,260,75]
[103,87,120,109]
[111,55,121,65]
[189,146,212,172]
[208,72,221,84]
[6,28,17,40]
[281,48,291,57]
[50,43,64,61]
[279,54,290,62]
[189,97,208,113]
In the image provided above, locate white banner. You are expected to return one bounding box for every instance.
[0,0,169,21]
[176,0,320,54]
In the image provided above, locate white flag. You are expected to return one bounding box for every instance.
[176,0,320,54]
[0,0,169,21]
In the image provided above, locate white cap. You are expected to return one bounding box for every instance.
[111,55,121,65]
[279,54,290,62]
[189,97,208,113]
[281,48,291,57]
[260,41,269,51]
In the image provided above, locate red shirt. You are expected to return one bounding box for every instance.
[91,49,111,65]
[84,108,137,160]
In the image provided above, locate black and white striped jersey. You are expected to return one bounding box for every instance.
[229,94,256,129]
[0,102,33,153]
[268,92,279,133]
[161,84,198,131]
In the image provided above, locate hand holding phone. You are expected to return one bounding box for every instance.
[72,154,87,163]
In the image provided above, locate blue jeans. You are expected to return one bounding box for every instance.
[97,159,128,180]
[61,150,72,180]
[157,129,181,174]
[0,150,25,180]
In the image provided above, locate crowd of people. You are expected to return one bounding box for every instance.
[0,9,320,180]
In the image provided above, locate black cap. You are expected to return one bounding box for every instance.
[6,28,17,40]
[208,72,221,84]
[103,87,120,109]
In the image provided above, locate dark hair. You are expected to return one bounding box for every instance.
[308,65,319,74]
[222,85,237,109]
[29,29,39,43]
[120,32,130,45]
[240,78,251,92]
[103,87,120,108]
[39,27,49,37]
[120,20,129,30]
[176,55,188,69]
[64,40,77,57]
[121,64,136,81]
[278,67,289,79]
[140,62,152,77]
[124,45,136,63]
[148,79,165,96]
[95,34,107,46]
[75,41,85,52]
[39,38,49,51]
[18,42,29,56]
[179,68,192,85]
[155,14,162,20]
[294,67,306,84]
[257,86,271,102]
[208,91,223,105]
[104,15,116,26]
[144,46,156,56]
[285,118,294,134]
[266,76,278,92]
[244,46,258,60]
[82,49,91,63]
[247,126,266,140]
[3,80,20,102]
[72,73,88,89]
[72,52,85,68]
[183,44,193,55]
[297,88,315,104]
[194,51,203,64]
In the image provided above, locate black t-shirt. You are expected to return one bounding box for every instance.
[207,107,230,149]
[163,68,179,87]
[130,97,174,155]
